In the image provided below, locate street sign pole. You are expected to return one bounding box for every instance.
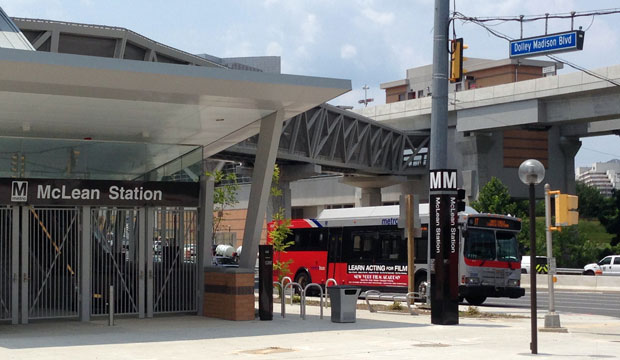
[543,184,565,331]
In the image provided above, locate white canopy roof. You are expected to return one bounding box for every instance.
[0,48,351,158]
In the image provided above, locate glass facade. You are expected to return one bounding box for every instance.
[0,137,201,182]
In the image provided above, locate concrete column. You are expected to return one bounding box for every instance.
[360,187,382,207]
[560,136,582,194]
[239,110,284,269]
[342,175,406,207]
[399,177,429,203]
[271,164,320,220]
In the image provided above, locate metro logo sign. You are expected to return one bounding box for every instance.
[11,181,28,202]
[430,170,457,190]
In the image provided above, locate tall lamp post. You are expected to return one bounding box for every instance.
[518,159,545,355]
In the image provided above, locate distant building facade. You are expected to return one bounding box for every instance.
[576,159,620,196]
[380,58,561,104]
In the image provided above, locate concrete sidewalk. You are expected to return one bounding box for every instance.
[0,304,618,359]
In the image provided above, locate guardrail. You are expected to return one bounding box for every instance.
[521,273,620,292]
[556,268,583,275]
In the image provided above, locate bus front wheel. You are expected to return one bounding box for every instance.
[414,275,427,302]
[294,270,312,295]
[465,296,486,306]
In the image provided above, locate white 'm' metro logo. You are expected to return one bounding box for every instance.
[430,170,456,190]
[11,181,28,202]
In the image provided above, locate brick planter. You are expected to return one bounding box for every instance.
[203,267,255,321]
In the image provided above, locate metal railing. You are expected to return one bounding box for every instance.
[556,268,583,275]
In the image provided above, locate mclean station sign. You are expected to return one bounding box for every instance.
[2,178,199,207]
[509,30,585,58]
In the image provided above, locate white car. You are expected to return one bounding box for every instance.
[520,256,548,274]
[583,255,620,275]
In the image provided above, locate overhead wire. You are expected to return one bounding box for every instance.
[454,12,620,87]
[452,8,620,23]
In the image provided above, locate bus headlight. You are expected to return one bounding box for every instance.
[507,279,519,287]
[465,277,480,285]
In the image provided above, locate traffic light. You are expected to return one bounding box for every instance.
[450,38,464,83]
[456,188,466,212]
[555,194,578,226]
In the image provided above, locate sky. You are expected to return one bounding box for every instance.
[3,0,620,168]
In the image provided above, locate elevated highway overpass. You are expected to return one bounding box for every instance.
[356,65,620,199]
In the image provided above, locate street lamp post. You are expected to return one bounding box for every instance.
[518,159,545,355]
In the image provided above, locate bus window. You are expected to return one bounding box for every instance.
[464,229,496,260]
[327,228,342,263]
[378,229,405,262]
[289,228,328,251]
[496,231,520,262]
[353,235,362,252]
[349,230,376,262]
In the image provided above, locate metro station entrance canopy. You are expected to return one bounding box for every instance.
[0,47,350,176]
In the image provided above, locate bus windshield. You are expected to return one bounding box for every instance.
[495,231,520,262]
[464,229,519,262]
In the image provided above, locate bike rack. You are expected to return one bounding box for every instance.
[324,278,337,306]
[283,282,304,319]
[365,290,381,313]
[364,290,417,315]
[405,292,417,315]
[274,277,293,318]
[302,283,324,320]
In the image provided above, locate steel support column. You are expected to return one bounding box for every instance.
[145,207,154,318]
[20,206,28,324]
[138,208,146,319]
[239,110,285,269]
[11,206,19,324]
[80,206,91,322]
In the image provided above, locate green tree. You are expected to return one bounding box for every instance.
[516,217,546,256]
[206,170,240,242]
[269,164,294,285]
[599,189,620,246]
[471,177,520,216]
[576,181,606,219]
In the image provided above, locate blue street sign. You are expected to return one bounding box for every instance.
[509,30,585,58]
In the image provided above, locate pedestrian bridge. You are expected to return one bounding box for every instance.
[218,103,429,176]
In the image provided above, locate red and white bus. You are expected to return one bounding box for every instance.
[269,204,525,305]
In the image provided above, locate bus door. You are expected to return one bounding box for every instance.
[326,228,342,282]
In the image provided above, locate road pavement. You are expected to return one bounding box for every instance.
[483,290,620,318]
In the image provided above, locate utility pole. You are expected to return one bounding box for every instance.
[358,84,374,107]
[430,0,449,168]
[429,0,458,325]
